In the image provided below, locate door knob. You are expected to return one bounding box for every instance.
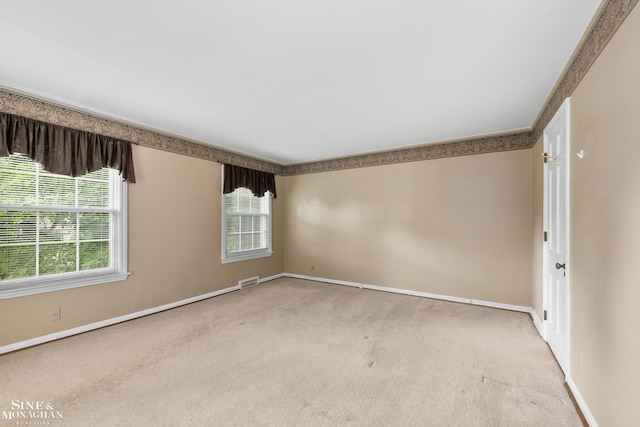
[555,263,566,270]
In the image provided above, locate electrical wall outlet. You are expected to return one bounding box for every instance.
[49,308,61,321]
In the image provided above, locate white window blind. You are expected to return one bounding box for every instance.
[222,187,272,263]
[0,153,128,298]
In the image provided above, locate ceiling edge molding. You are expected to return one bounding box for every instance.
[0,87,285,176]
[531,0,638,142]
[283,131,532,176]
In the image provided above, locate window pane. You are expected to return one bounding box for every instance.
[38,175,76,207]
[227,235,240,252]
[250,197,262,214]
[227,216,240,233]
[253,233,263,248]
[240,233,252,250]
[241,216,252,231]
[0,153,36,172]
[39,243,76,275]
[0,170,36,206]
[80,241,109,270]
[0,244,36,280]
[85,168,109,181]
[225,193,238,214]
[79,212,110,240]
[252,217,261,232]
[39,212,77,243]
[0,211,37,245]
[78,179,109,208]
[238,193,251,212]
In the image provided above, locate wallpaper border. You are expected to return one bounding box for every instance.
[285,131,532,175]
[0,88,285,176]
[0,0,636,176]
[531,0,639,142]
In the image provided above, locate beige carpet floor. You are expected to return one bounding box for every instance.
[0,278,581,426]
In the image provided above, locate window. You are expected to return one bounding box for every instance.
[222,187,272,263]
[0,153,128,298]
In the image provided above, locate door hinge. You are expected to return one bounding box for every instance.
[543,231,548,242]
[543,310,548,321]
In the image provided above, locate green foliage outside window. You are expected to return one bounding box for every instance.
[0,154,111,281]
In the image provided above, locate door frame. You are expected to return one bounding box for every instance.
[542,97,571,376]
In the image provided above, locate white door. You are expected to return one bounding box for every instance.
[543,98,570,374]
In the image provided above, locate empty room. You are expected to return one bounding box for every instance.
[1,1,639,426]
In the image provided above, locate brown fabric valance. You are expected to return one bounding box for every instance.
[0,112,136,182]
[223,164,277,198]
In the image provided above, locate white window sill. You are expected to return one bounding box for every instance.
[0,272,130,299]
[221,251,273,264]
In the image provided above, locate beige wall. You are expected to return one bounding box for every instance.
[566,5,640,425]
[0,146,284,346]
[284,150,533,306]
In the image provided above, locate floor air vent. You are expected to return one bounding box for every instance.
[239,276,260,289]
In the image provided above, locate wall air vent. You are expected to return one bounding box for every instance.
[239,276,260,289]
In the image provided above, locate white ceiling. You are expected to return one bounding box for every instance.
[0,0,603,165]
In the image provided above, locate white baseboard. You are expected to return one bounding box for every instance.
[0,284,240,355]
[259,273,286,284]
[530,308,544,336]
[366,283,531,313]
[566,375,598,427]
[284,273,362,289]
[284,273,531,313]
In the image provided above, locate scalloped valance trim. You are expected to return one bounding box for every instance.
[223,164,277,198]
[1,111,136,182]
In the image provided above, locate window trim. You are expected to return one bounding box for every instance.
[221,186,273,264]
[0,166,129,299]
